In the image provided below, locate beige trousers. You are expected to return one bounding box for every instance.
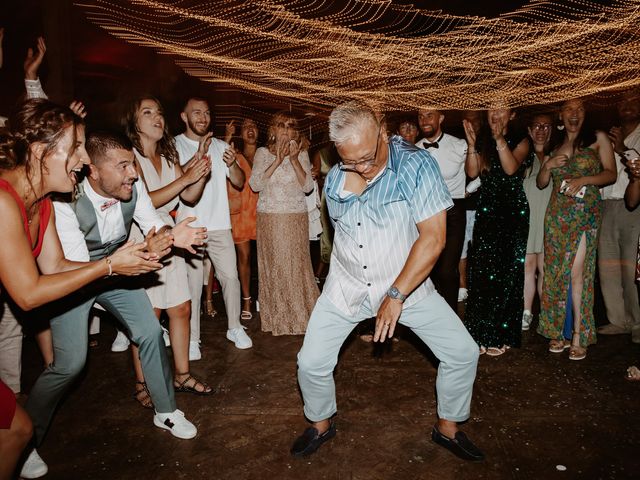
[0,299,23,393]
[185,229,241,343]
[598,199,640,330]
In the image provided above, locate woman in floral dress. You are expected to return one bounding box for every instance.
[536,99,616,360]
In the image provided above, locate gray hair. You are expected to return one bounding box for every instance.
[329,101,379,146]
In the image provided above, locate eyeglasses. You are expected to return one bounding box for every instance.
[339,116,385,172]
[532,123,552,131]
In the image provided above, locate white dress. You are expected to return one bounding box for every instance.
[130,150,191,309]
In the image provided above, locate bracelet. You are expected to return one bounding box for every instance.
[467,149,478,155]
[105,257,113,277]
[496,142,508,152]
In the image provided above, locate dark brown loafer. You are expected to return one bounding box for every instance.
[431,425,485,462]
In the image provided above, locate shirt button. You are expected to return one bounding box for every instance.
[359,245,363,248]
[367,283,371,286]
[363,266,367,269]
[357,222,361,226]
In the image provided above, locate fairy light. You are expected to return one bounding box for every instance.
[76,0,640,110]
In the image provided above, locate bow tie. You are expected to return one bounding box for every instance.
[100,199,119,211]
[423,141,439,149]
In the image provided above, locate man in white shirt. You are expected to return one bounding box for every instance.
[416,109,468,311]
[598,89,640,342]
[175,97,251,355]
[22,132,206,479]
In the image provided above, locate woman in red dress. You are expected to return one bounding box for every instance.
[0,99,160,479]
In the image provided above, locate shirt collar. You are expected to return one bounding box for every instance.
[327,137,402,202]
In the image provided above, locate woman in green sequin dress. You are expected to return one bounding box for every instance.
[536,99,616,360]
[463,109,530,356]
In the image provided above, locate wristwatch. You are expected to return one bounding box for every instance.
[387,286,407,302]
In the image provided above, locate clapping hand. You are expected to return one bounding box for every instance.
[144,227,173,259]
[171,216,207,254]
[196,132,213,161]
[108,241,163,275]
[608,127,626,154]
[463,119,477,148]
[223,142,237,167]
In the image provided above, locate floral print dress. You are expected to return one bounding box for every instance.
[537,147,602,347]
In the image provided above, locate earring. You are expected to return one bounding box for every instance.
[557,124,565,131]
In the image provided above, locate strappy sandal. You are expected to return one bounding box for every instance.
[548,339,570,353]
[486,345,508,357]
[174,372,214,396]
[134,381,154,409]
[204,299,217,317]
[479,346,487,355]
[568,333,587,361]
[241,296,253,321]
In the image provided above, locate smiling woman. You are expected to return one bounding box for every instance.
[0,99,162,479]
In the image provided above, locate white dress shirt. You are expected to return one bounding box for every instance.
[175,134,231,231]
[416,133,467,199]
[54,179,165,262]
[602,123,640,200]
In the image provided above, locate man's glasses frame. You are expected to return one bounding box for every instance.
[339,115,385,172]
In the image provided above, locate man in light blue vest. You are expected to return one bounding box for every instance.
[21,132,207,479]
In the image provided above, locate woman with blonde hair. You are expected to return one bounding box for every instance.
[249,112,319,335]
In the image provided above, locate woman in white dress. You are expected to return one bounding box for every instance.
[123,96,213,405]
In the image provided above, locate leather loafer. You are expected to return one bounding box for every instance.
[431,426,485,462]
[291,421,336,457]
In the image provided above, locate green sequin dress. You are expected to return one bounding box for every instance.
[537,147,602,347]
[465,133,530,348]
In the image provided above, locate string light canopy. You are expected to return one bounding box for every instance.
[77,0,640,111]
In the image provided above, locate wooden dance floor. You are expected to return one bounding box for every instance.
[20,295,640,480]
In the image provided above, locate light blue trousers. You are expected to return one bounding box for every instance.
[297,291,479,422]
[26,286,175,445]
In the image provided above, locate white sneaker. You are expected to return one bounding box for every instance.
[111,330,130,352]
[153,409,197,439]
[522,310,534,331]
[226,327,252,349]
[188,341,201,361]
[458,288,468,302]
[20,449,48,479]
[162,326,171,347]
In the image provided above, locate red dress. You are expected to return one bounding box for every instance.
[0,178,51,429]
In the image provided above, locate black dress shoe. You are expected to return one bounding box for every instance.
[290,421,336,457]
[431,426,485,462]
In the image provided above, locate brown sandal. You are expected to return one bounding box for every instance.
[568,332,587,361]
[174,372,214,396]
[134,381,154,409]
[204,299,217,317]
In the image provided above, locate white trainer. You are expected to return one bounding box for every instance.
[188,340,201,361]
[162,326,171,347]
[110,330,130,352]
[153,409,197,439]
[457,288,468,302]
[522,310,534,331]
[227,327,252,349]
[20,449,48,479]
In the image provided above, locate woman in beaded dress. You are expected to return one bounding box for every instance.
[521,113,554,331]
[124,96,213,402]
[536,99,616,360]
[463,108,530,356]
[249,112,320,335]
